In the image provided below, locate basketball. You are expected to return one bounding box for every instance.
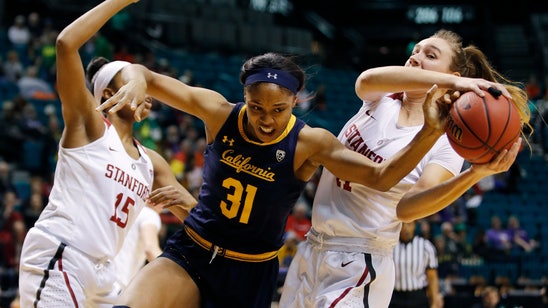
[445,87,521,164]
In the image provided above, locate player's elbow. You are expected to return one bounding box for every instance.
[55,31,77,53]
[396,206,415,223]
[372,181,393,192]
[369,174,399,192]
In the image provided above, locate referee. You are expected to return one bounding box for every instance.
[390,221,441,308]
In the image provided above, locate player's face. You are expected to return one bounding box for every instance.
[405,37,454,74]
[244,83,297,143]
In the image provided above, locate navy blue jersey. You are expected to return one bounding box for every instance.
[185,102,306,254]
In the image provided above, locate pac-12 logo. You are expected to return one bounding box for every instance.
[276,149,286,162]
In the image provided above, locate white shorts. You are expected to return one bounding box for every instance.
[19,227,117,308]
[279,237,395,308]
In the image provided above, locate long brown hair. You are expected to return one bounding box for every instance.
[432,29,533,148]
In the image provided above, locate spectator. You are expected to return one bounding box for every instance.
[437,196,468,225]
[133,105,162,150]
[453,222,473,258]
[471,286,506,308]
[434,222,460,278]
[192,137,206,169]
[81,32,114,67]
[472,228,490,260]
[285,200,312,241]
[0,101,25,165]
[21,191,45,229]
[390,220,442,308]
[17,65,57,100]
[278,231,299,271]
[37,28,59,84]
[485,215,511,260]
[506,215,537,253]
[3,50,25,83]
[440,222,460,257]
[183,155,203,193]
[27,12,44,41]
[7,15,31,65]
[418,219,434,243]
[0,161,16,197]
[114,43,136,63]
[178,69,196,86]
[163,124,182,154]
[0,191,25,268]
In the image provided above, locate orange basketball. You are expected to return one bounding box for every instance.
[445,88,521,164]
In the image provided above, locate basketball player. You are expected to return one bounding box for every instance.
[94,3,462,307]
[17,0,197,306]
[279,29,531,307]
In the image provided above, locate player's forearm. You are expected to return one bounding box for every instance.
[167,205,191,223]
[356,66,457,99]
[375,126,443,191]
[57,0,135,50]
[397,168,482,221]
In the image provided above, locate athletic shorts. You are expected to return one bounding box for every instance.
[19,227,117,308]
[161,226,279,308]
[279,237,395,308]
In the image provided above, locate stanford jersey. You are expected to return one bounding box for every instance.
[34,120,154,259]
[311,96,463,250]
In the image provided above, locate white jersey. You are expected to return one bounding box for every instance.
[113,206,161,288]
[311,95,463,253]
[34,120,154,259]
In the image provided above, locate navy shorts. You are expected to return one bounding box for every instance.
[161,227,279,308]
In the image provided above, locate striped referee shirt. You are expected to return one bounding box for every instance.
[393,236,438,291]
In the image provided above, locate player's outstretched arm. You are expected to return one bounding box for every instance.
[304,85,447,191]
[396,138,522,222]
[56,0,139,147]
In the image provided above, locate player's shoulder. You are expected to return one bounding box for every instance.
[298,124,334,139]
[297,125,337,148]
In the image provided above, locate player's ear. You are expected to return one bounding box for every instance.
[103,87,116,99]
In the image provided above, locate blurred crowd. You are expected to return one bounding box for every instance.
[1,10,547,308]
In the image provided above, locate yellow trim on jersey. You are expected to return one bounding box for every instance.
[185,225,278,262]
[237,104,297,146]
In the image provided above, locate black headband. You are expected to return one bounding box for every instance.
[244,68,300,94]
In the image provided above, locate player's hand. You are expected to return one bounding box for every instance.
[422,84,458,133]
[96,79,148,121]
[469,138,522,175]
[453,77,511,100]
[135,96,153,122]
[147,185,187,209]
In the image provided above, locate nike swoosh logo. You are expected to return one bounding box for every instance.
[365,109,376,120]
[341,261,354,267]
[109,147,117,151]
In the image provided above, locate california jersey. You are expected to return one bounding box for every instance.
[34,119,154,259]
[312,94,463,251]
[185,102,306,254]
